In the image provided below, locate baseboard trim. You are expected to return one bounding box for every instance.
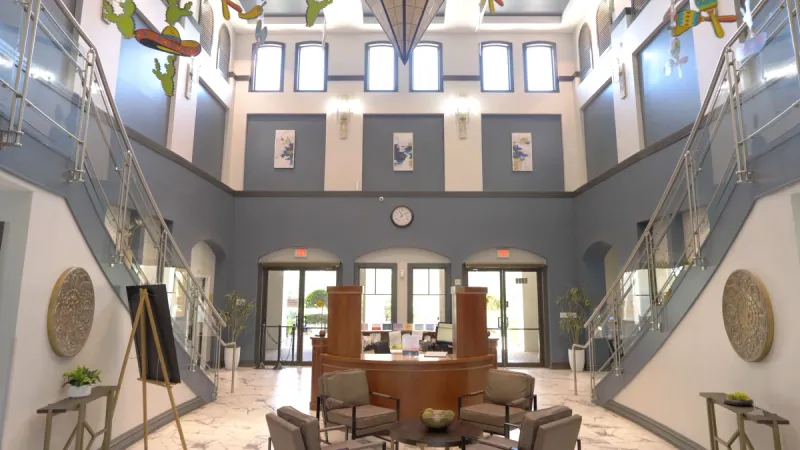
[550,362,571,370]
[602,400,704,450]
[109,396,207,449]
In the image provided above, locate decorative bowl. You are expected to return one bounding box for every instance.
[724,398,754,407]
[420,410,455,430]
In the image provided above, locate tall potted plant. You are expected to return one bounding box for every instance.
[220,291,254,369]
[556,287,592,371]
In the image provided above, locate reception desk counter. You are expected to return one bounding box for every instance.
[317,353,494,419]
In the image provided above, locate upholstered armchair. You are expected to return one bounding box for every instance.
[266,406,386,450]
[467,406,582,450]
[317,369,400,439]
[458,370,537,437]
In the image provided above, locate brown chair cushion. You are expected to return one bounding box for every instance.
[266,413,307,450]
[532,415,582,450]
[518,406,573,450]
[319,370,371,409]
[468,436,517,449]
[327,404,397,431]
[460,403,526,428]
[326,436,386,449]
[277,406,322,450]
[484,370,535,406]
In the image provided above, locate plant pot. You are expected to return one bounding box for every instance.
[318,330,327,338]
[567,348,586,372]
[68,385,92,398]
[224,346,241,369]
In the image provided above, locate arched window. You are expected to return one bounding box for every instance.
[252,42,285,91]
[199,1,214,55]
[632,0,649,16]
[294,42,328,91]
[523,41,557,92]
[480,41,513,92]
[596,0,613,55]
[578,23,593,80]
[365,42,397,92]
[410,42,442,92]
[216,25,231,78]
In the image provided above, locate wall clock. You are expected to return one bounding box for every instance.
[391,205,414,228]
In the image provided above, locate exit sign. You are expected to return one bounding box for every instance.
[497,249,510,258]
[294,248,308,258]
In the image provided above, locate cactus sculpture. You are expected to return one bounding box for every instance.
[165,0,193,26]
[102,0,136,38]
[153,55,177,97]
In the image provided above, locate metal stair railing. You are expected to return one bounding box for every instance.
[582,0,800,399]
[0,0,226,394]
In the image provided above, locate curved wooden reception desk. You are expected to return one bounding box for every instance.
[320,353,494,419]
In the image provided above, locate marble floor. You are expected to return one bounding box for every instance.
[126,367,675,450]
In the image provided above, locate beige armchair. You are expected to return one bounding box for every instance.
[467,406,582,450]
[266,406,386,450]
[317,369,399,439]
[458,370,537,437]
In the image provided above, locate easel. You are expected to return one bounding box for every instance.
[112,287,188,449]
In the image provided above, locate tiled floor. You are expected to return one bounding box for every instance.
[126,367,675,449]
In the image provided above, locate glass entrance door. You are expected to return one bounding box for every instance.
[467,269,543,367]
[263,268,338,365]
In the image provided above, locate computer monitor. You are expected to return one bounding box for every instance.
[436,322,453,344]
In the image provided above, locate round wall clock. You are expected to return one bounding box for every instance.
[391,205,414,228]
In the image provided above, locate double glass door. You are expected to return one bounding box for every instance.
[466,269,544,366]
[263,268,338,365]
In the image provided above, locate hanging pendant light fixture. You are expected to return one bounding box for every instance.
[364,0,445,64]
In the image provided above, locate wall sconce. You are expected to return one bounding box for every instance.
[336,96,351,139]
[455,96,470,139]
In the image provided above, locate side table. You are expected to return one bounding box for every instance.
[700,392,790,450]
[37,385,117,450]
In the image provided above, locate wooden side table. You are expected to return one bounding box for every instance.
[700,392,790,450]
[37,386,116,450]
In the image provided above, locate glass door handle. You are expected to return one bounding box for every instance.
[497,317,501,329]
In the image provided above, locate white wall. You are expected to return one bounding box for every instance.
[355,248,450,322]
[191,241,217,299]
[0,173,196,449]
[614,182,800,448]
[226,31,581,191]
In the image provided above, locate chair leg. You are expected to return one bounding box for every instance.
[268,437,272,450]
[534,394,538,411]
[577,438,582,450]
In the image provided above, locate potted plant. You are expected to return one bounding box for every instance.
[63,366,101,398]
[556,287,592,371]
[220,291,255,369]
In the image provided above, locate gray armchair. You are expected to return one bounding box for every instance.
[458,370,537,437]
[316,369,399,439]
[266,406,386,450]
[467,406,582,450]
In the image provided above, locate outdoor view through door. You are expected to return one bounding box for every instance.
[263,269,338,365]
[467,269,544,366]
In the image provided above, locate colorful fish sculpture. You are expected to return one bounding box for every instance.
[671,8,737,37]
[665,38,689,78]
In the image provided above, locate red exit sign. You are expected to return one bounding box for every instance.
[497,249,510,258]
[294,248,308,258]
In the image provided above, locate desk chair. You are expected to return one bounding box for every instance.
[266,406,386,450]
[458,370,537,437]
[467,406,582,450]
[317,369,399,439]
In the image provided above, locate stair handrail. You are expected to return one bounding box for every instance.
[584,1,766,330]
[40,0,225,329]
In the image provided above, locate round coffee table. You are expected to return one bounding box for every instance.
[389,419,482,449]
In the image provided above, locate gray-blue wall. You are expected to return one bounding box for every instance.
[583,83,618,180]
[192,82,227,180]
[638,22,700,147]
[243,114,326,191]
[481,114,565,191]
[114,14,170,147]
[362,114,445,191]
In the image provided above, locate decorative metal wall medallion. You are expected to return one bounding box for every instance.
[47,268,95,357]
[722,270,773,362]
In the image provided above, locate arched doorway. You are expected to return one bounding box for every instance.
[463,248,547,367]
[256,248,342,367]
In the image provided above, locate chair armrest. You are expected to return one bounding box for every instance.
[458,390,485,419]
[504,422,521,430]
[371,392,400,417]
[320,424,346,433]
[503,420,522,437]
[476,438,515,450]
[508,393,537,411]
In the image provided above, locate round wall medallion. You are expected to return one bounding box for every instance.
[47,268,95,357]
[722,270,773,362]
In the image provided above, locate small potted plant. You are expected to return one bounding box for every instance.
[63,366,101,398]
[556,287,592,371]
[220,291,255,369]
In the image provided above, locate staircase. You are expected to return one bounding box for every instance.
[0,0,225,400]
[584,0,800,403]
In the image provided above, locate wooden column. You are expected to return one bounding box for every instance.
[310,336,328,410]
[326,286,363,358]
[488,338,499,369]
[452,287,488,359]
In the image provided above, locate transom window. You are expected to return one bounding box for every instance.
[295,42,327,92]
[359,267,395,325]
[410,42,442,92]
[252,43,284,92]
[524,42,557,92]
[480,42,513,92]
[410,268,446,324]
[578,23,593,80]
[365,42,398,92]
